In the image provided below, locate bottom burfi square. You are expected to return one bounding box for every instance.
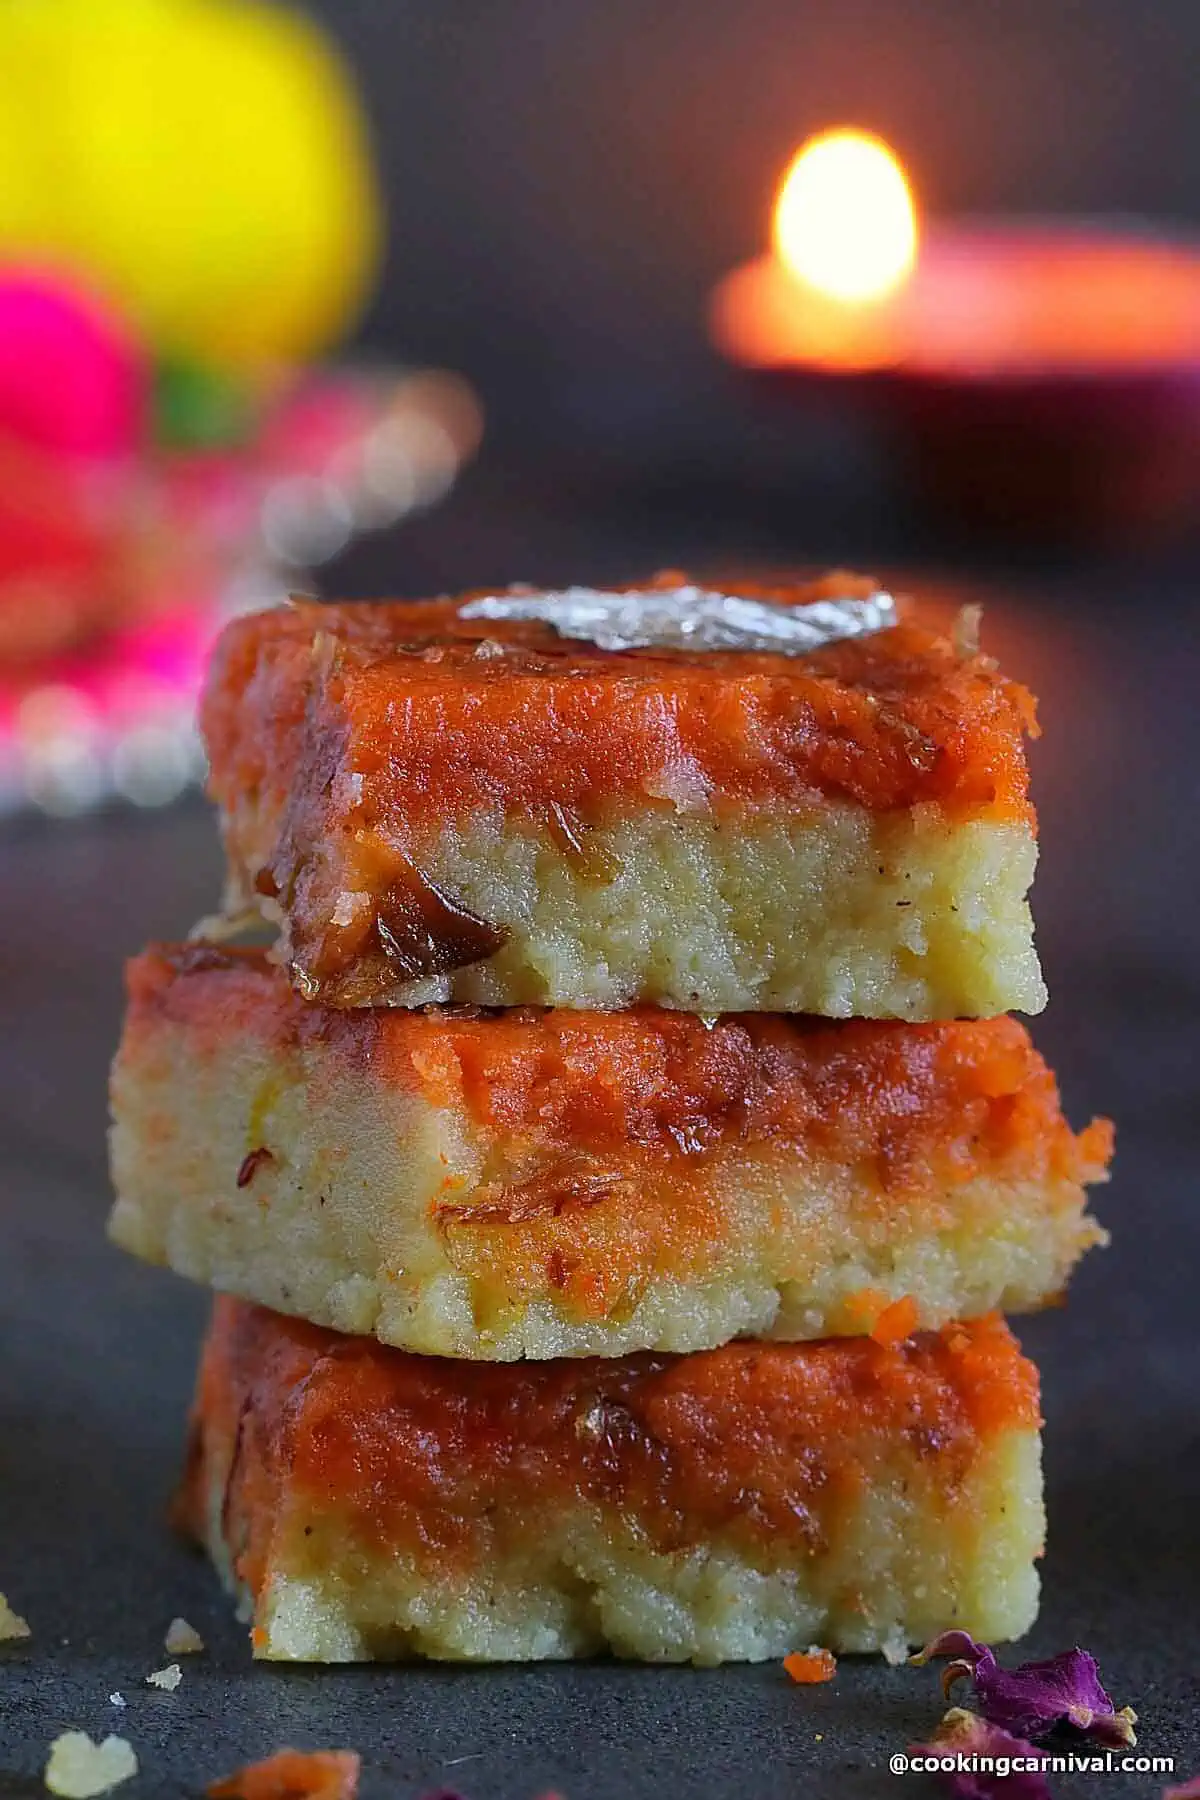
[178,1299,1044,1665]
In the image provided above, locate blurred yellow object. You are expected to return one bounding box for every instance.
[0,0,383,369]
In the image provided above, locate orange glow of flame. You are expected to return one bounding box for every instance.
[772,129,918,305]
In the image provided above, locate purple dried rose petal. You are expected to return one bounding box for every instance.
[911,1633,1136,1748]
[911,1707,1053,1800]
[1164,1782,1200,1800]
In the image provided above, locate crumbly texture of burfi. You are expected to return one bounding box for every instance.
[178,1300,1044,1665]
[199,574,1044,1017]
[109,946,1110,1359]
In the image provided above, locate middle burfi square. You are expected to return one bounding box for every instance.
[109,944,1110,1361]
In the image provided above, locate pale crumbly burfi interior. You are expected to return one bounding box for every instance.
[265,800,1045,1019]
[196,1430,1043,1665]
[109,1026,1100,1359]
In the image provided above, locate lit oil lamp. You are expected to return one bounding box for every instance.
[710,129,1200,544]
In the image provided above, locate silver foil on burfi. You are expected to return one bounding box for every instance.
[458,585,897,654]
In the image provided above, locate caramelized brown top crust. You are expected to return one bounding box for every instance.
[126,944,1112,1196]
[183,1300,1041,1584]
[200,575,1038,854]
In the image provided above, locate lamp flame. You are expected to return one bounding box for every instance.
[772,129,918,305]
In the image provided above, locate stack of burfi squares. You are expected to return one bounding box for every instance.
[108,572,1112,1665]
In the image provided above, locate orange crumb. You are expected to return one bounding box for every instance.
[843,1289,920,1342]
[843,1287,886,1329]
[1076,1116,1116,1179]
[869,1295,920,1344]
[784,1648,837,1684]
[208,1750,360,1800]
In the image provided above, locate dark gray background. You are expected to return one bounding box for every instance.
[4,5,1200,1791]
[320,1,1200,478]
[2,556,1197,1796]
[288,4,1200,583]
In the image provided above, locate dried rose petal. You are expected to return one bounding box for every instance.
[912,1632,1136,1748]
[1164,1782,1200,1800]
[912,1707,1052,1800]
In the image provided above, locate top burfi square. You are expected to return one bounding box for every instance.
[200,572,1044,1017]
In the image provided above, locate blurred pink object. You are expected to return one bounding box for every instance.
[0,272,145,460]
[0,362,483,816]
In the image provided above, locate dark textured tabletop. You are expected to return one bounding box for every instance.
[1,562,1198,1798]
